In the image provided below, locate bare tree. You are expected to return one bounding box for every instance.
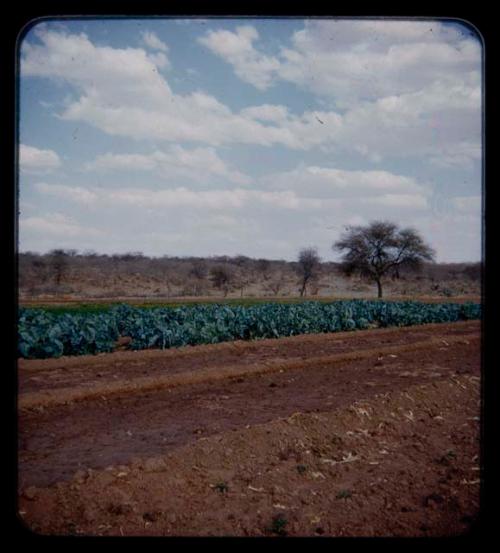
[256,258,271,280]
[187,259,208,295]
[265,271,286,296]
[296,247,321,297]
[210,264,234,297]
[25,257,48,295]
[235,269,251,297]
[333,221,435,298]
[32,258,48,284]
[189,259,208,280]
[48,249,69,287]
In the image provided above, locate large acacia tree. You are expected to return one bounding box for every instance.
[333,221,435,298]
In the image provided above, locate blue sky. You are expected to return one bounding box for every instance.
[18,17,482,262]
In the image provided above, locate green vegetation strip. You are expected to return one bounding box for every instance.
[19,296,367,314]
[18,300,481,360]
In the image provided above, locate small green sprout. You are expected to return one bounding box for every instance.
[336,489,353,500]
[213,481,229,493]
[269,514,288,536]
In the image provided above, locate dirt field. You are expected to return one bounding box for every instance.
[17,321,482,537]
[18,294,481,308]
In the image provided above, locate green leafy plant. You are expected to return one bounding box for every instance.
[18,300,481,359]
[269,515,288,536]
[213,482,229,493]
[336,489,353,500]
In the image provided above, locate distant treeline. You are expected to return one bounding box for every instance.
[18,249,481,299]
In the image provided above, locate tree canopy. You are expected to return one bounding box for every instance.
[333,221,435,298]
[296,247,321,297]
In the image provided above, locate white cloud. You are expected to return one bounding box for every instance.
[429,141,482,169]
[451,195,482,214]
[199,20,481,107]
[34,164,430,213]
[337,80,481,163]
[196,20,481,163]
[34,182,323,211]
[416,210,482,262]
[198,25,280,90]
[22,27,171,96]
[264,165,426,200]
[86,145,252,185]
[34,182,98,204]
[29,176,480,262]
[240,104,290,122]
[20,212,102,237]
[360,193,428,209]
[141,30,168,52]
[21,28,324,150]
[21,26,481,164]
[19,144,61,174]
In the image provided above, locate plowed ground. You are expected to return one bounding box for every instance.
[17,321,482,537]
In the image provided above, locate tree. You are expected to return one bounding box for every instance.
[264,271,286,296]
[48,249,69,287]
[333,221,435,298]
[256,258,271,280]
[210,264,234,297]
[189,259,208,281]
[296,247,321,297]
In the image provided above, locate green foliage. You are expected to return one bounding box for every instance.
[213,482,229,493]
[296,464,307,475]
[18,309,119,359]
[336,489,353,499]
[18,300,481,359]
[269,515,288,536]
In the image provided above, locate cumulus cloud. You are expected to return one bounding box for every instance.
[451,195,482,214]
[30,171,479,261]
[141,30,169,52]
[33,182,323,211]
[360,193,428,209]
[336,80,481,163]
[197,20,481,163]
[20,27,345,151]
[429,141,482,169]
[21,28,304,149]
[263,165,427,204]
[34,164,430,212]
[20,212,102,237]
[198,25,280,90]
[199,20,481,106]
[19,144,61,174]
[34,182,98,204]
[240,104,290,122]
[281,20,480,106]
[20,25,481,164]
[86,145,252,185]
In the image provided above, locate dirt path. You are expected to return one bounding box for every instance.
[18,322,480,490]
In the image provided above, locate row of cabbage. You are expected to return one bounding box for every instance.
[18,300,481,359]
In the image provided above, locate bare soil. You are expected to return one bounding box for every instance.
[17,321,482,537]
[19,294,481,307]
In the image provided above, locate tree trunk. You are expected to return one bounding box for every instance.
[300,280,307,297]
[376,278,383,298]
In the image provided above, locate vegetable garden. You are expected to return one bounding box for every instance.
[18,300,481,359]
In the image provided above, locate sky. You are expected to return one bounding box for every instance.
[18,17,483,262]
